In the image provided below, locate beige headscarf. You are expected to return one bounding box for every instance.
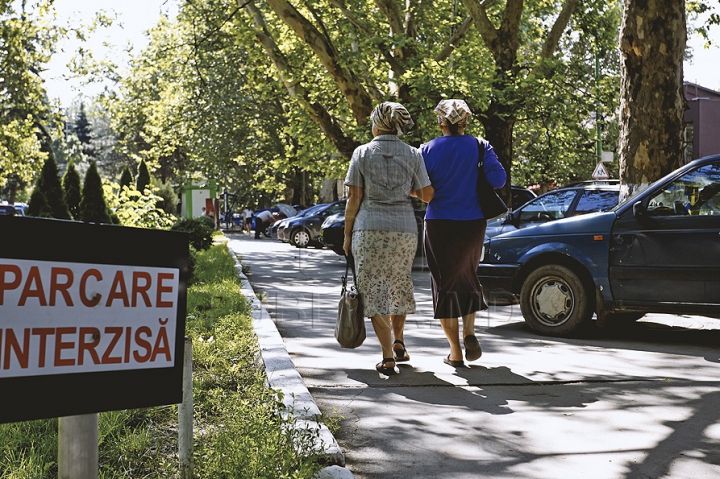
[370,102,415,135]
[433,99,472,126]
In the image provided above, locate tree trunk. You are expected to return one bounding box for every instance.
[480,103,514,206]
[618,0,686,202]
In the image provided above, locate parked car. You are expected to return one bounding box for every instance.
[511,185,536,210]
[276,204,327,243]
[486,180,620,239]
[321,199,427,257]
[13,203,27,216]
[253,204,298,238]
[0,204,16,216]
[477,155,720,337]
[284,200,346,248]
[320,212,346,255]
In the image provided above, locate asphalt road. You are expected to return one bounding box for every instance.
[227,232,720,479]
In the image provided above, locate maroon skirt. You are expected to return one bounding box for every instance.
[424,219,488,319]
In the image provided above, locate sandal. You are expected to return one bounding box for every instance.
[463,335,482,362]
[376,357,398,375]
[393,340,410,362]
[443,355,465,367]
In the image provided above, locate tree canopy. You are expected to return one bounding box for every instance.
[0,0,61,191]
[106,0,623,206]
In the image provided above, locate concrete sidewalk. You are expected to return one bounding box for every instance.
[228,232,720,479]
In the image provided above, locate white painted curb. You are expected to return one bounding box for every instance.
[229,247,351,477]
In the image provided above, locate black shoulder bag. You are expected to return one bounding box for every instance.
[335,254,366,349]
[476,139,509,220]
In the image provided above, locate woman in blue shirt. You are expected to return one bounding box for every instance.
[420,99,506,367]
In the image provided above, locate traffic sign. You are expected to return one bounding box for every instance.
[592,161,610,179]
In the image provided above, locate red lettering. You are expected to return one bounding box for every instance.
[156,273,174,308]
[32,328,54,367]
[0,264,22,305]
[18,266,46,306]
[150,325,172,362]
[50,268,74,307]
[131,271,152,307]
[80,269,102,307]
[102,327,123,364]
[124,327,132,363]
[54,327,76,366]
[3,329,30,369]
[133,327,152,363]
[106,271,129,307]
[78,327,101,365]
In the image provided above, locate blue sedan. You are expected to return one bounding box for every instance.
[478,155,720,336]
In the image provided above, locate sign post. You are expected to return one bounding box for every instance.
[59,414,99,479]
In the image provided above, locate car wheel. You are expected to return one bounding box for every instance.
[290,229,310,248]
[520,264,593,336]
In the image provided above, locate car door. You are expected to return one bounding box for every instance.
[609,160,720,308]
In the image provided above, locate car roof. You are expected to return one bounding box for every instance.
[561,179,620,189]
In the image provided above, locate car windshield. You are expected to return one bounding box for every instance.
[516,189,577,223]
[573,190,619,215]
[647,162,720,216]
[296,204,327,217]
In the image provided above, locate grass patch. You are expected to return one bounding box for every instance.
[0,243,324,479]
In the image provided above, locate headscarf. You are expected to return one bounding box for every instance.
[433,99,472,126]
[370,102,415,135]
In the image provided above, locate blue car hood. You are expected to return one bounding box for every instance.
[491,211,617,240]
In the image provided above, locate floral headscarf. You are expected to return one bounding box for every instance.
[433,99,472,125]
[370,102,415,135]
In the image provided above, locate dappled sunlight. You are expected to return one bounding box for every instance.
[227,232,720,479]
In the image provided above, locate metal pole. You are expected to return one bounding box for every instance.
[179,337,193,479]
[58,414,99,479]
[595,49,602,164]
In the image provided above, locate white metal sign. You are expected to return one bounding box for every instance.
[0,258,179,378]
[592,161,610,179]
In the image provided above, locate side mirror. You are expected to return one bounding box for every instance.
[632,200,646,219]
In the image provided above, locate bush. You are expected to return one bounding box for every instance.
[171,217,214,251]
[79,161,111,223]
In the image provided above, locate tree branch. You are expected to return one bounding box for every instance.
[327,0,405,76]
[263,0,373,123]
[435,15,474,62]
[242,1,360,157]
[540,0,580,58]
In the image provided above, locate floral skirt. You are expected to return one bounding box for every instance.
[351,230,417,318]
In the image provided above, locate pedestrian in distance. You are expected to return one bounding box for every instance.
[253,209,274,239]
[242,207,253,234]
[343,101,434,375]
[420,99,507,367]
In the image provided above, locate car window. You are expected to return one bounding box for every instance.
[517,189,577,223]
[326,202,346,214]
[647,162,720,216]
[573,190,620,215]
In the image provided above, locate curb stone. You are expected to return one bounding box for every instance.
[230,248,353,478]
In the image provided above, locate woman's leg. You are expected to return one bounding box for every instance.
[371,315,394,364]
[439,317,463,361]
[391,314,410,360]
[462,312,476,340]
[462,312,482,361]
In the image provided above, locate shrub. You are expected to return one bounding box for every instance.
[119,166,133,191]
[27,156,70,219]
[62,159,82,220]
[171,217,214,251]
[79,161,111,223]
[136,160,150,193]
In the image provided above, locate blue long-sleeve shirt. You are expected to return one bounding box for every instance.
[420,135,507,220]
